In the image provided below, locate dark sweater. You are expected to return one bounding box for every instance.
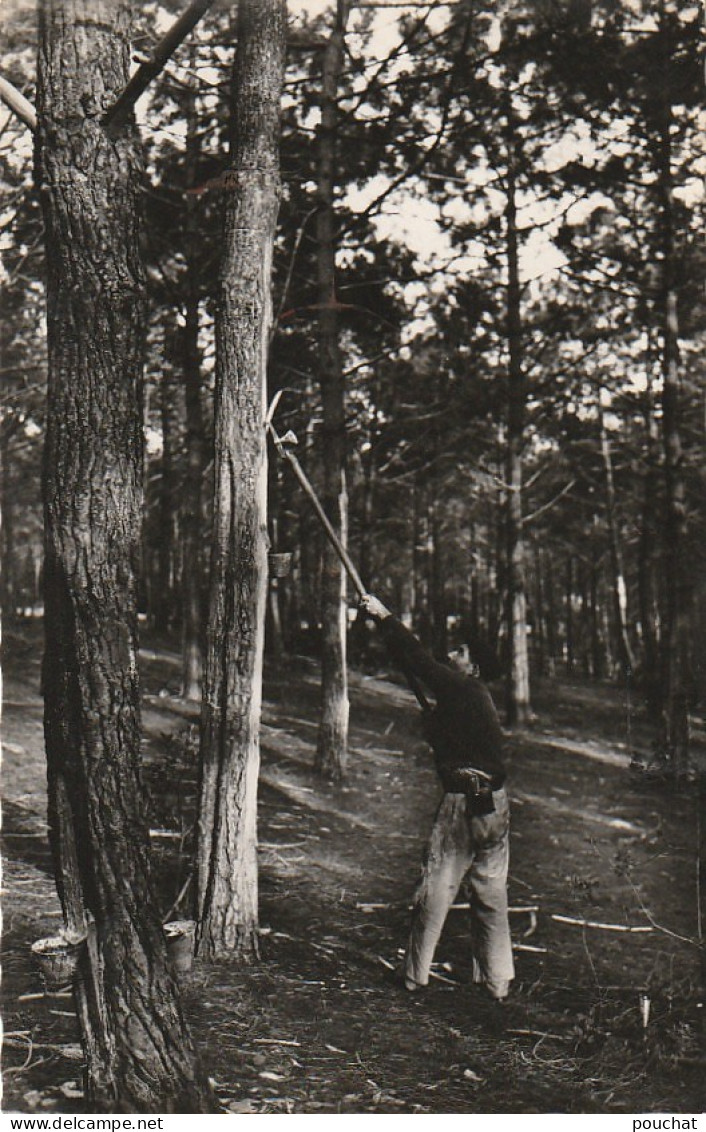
[380,616,506,789]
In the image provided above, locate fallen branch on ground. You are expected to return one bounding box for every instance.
[260,842,307,850]
[4,1037,82,1058]
[551,914,652,933]
[18,990,72,1002]
[428,968,459,985]
[452,902,539,938]
[253,1038,301,1048]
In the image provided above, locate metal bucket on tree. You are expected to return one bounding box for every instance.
[31,930,86,991]
[163,919,196,975]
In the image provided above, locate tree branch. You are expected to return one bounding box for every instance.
[523,479,576,527]
[103,0,215,133]
[339,5,476,240]
[0,75,37,132]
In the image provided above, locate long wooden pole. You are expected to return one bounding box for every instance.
[268,420,433,713]
[267,422,366,597]
[0,75,37,131]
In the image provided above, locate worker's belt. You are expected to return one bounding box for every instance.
[437,764,504,816]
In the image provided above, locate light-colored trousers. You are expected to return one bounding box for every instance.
[404,787,514,999]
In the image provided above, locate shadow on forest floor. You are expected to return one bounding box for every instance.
[2,623,704,1114]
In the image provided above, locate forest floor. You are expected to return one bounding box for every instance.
[2,622,705,1115]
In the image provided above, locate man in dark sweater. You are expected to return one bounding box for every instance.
[360,594,514,1001]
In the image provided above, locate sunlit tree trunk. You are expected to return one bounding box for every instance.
[504,126,531,724]
[181,69,205,701]
[197,0,286,958]
[598,394,634,674]
[37,0,212,1110]
[565,555,574,675]
[314,0,352,781]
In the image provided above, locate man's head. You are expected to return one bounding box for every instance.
[447,643,481,678]
[447,634,504,681]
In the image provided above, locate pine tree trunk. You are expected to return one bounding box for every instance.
[314,0,352,782]
[358,448,374,590]
[589,557,605,680]
[181,68,205,702]
[154,326,180,635]
[197,0,286,959]
[36,0,212,1111]
[0,424,18,622]
[656,22,690,776]
[489,498,503,653]
[298,502,318,632]
[579,560,591,677]
[504,135,531,725]
[411,480,422,631]
[599,397,634,674]
[267,508,286,658]
[430,498,447,658]
[180,293,204,700]
[349,448,374,658]
[470,569,480,642]
[565,555,574,675]
[638,421,661,719]
[545,550,557,673]
[533,544,545,676]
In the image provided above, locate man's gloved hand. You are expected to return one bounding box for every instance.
[359,593,392,621]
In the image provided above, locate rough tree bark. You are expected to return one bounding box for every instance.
[36,0,212,1111]
[314,0,352,782]
[197,0,286,960]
